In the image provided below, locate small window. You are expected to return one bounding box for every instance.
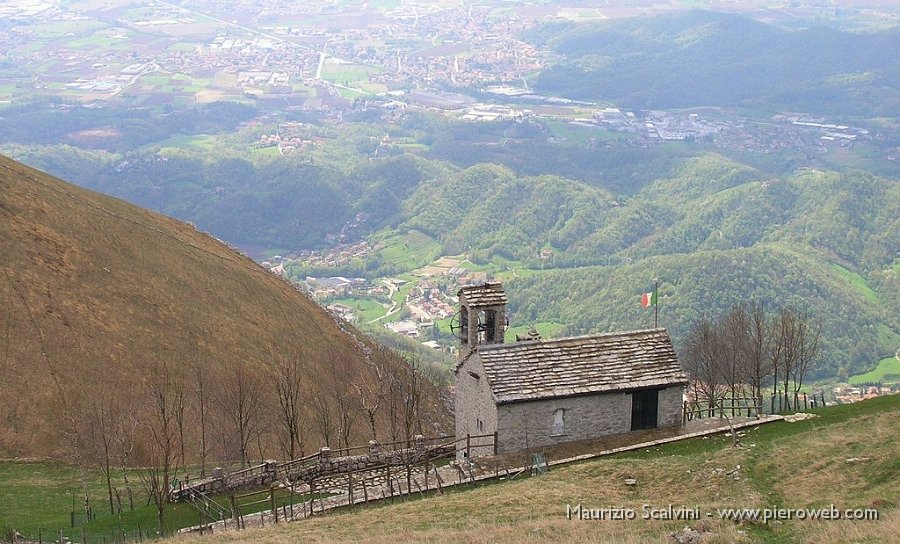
[468,371,480,380]
[476,418,484,432]
[552,408,566,436]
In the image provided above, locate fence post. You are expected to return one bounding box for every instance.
[229,495,238,528]
[386,465,393,500]
[271,486,277,523]
[347,469,353,508]
[466,434,471,458]
[493,431,499,455]
[803,392,808,410]
[682,401,687,425]
[362,470,369,503]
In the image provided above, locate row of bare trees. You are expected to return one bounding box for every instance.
[73,344,434,534]
[683,302,821,412]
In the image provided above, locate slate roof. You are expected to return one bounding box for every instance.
[457,281,508,306]
[475,328,687,404]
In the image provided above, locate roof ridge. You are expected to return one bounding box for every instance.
[477,327,668,351]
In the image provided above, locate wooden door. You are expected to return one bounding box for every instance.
[630,389,659,431]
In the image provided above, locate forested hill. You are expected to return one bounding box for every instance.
[527,10,900,116]
[403,156,898,275]
[398,155,898,378]
[0,154,447,458]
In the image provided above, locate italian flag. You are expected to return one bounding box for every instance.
[641,289,658,308]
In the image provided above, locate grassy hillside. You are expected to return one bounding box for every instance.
[529,10,900,116]
[183,396,900,544]
[0,154,448,458]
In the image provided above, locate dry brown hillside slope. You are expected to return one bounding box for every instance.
[0,154,447,460]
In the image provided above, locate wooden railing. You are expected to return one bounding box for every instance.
[682,396,763,423]
[171,432,498,502]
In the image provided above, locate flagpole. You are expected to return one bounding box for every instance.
[654,280,659,329]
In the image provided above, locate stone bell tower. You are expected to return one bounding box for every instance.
[455,281,507,359]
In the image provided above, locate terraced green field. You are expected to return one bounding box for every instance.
[850,356,900,384]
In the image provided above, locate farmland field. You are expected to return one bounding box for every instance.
[376,231,441,270]
[850,356,900,384]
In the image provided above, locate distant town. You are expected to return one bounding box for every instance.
[0,0,892,162]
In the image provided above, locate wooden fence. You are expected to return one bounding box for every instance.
[682,396,763,423]
[769,390,826,414]
[172,432,498,505]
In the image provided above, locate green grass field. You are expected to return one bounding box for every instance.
[390,274,418,307]
[332,297,389,323]
[850,356,900,384]
[0,462,317,542]
[67,36,127,50]
[504,321,565,342]
[543,120,599,144]
[250,146,282,158]
[149,134,217,154]
[830,264,879,304]
[320,62,382,85]
[376,231,441,271]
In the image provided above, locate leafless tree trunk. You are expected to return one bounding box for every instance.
[173,381,187,481]
[273,348,306,459]
[353,378,384,442]
[775,308,800,410]
[88,397,118,515]
[330,353,362,449]
[401,358,424,441]
[117,415,137,511]
[218,363,264,467]
[791,310,821,403]
[310,389,333,447]
[742,301,773,403]
[352,346,390,441]
[683,318,724,412]
[140,362,180,536]
[722,305,750,397]
[193,367,209,477]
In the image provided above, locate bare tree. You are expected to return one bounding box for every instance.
[352,347,390,441]
[383,353,425,444]
[87,397,119,515]
[140,363,180,536]
[722,305,750,397]
[192,367,210,477]
[791,310,821,404]
[741,301,773,403]
[272,348,306,459]
[310,388,334,447]
[683,318,725,412]
[173,380,188,480]
[774,308,800,410]
[117,413,138,511]
[331,354,362,449]
[218,363,265,467]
